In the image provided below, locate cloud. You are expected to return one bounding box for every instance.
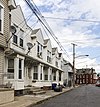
[15,0,100,73]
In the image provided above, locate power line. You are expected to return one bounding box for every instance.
[23,20,38,38]
[23,0,72,61]
[45,16,100,23]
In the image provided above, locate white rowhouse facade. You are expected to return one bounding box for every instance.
[4,5,65,91]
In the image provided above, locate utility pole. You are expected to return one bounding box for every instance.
[71,43,77,87]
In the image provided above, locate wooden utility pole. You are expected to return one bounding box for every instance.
[72,43,77,87]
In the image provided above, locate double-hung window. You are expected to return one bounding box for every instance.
[13,35,18,44]
[37,42,43,58]
[0,4,4,33]
[19,59,22,79]
[33,66,38,80]
[20,38,23,47]
[47,50,51,63]
[7,59,14,79]
[19,29,24,47]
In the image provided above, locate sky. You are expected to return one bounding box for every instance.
[15,0,100,73]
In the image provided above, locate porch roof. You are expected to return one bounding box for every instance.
[6,48,63,72]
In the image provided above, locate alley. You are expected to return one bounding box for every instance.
[31,85,100,107]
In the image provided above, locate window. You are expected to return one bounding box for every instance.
[47,50,51,63]
[7,59,14,79]
[40,66,42,80]
[13,35,18,44]
[53,71,56,81]
[33,66,38,80]
[19,59,22,79]
[0,5,3,33]
[28,67,31,79]
[55,61,58,67]
[20,38,23,47]
[59,72,61,81]
[37,42,43,58]
[44,72,48,80]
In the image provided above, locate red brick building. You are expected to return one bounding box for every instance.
[75,68,97,84]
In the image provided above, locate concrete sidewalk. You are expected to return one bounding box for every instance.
[0,87,74,107]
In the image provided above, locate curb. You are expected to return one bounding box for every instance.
[26,87,74,107]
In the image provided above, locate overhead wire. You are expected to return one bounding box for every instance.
[23,20,38,38]
[45,16,100,23]
[23,0,72,61]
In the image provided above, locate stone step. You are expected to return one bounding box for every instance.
[24,86,46,95]
[30,89,42,92]
[32,90,46,95]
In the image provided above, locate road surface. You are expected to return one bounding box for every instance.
[31,85,100,107]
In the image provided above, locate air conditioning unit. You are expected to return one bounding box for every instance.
[8,0,16,10]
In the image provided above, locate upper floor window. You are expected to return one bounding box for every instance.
[20,38,23,47]
[37,42,43,58]
[47,50,51,63]
[13,35,18,44]
[0,5,4,33]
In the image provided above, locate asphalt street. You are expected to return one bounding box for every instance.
[31,85,100,107]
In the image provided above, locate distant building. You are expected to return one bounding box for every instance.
[62,60,73,87]
[76,68,97,84]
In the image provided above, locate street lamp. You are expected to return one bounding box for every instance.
[72,43,89,87]
[75,55,89,58]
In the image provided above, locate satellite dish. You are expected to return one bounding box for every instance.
[10,26,16,34]
[27,42,33,50]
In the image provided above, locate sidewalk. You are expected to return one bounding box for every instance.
[0,87,74,107]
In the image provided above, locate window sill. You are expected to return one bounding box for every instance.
[12,43,25,50]
[19,45,25,50]
[12,42,18,46]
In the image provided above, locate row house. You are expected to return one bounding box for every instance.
[4,5,64,92]
[62,60,73,87]
[0,0,16,85]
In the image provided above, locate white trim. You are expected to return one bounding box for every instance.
[0,2,4,34]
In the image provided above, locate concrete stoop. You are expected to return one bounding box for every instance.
[25,87,46,95]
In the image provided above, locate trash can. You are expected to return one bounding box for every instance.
[54,86,62,92]
[52,83,57,90]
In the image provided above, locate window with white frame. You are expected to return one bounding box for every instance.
[0,4,3,33]
[40,66,42,80]
[20,38,23,47]
[37,42,43,58]
[33,66,38,80]
[13,35,18,44]
[18,59,22,79]
[47,50,51,63]
[44,71,48,80]
[7,59,14,79]
[19,29,24,47]
[59,72,61,81]
[53,71,56,81]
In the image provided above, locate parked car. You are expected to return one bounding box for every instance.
[95,80,100,87]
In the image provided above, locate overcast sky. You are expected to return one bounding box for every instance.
[15,0,100,73]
